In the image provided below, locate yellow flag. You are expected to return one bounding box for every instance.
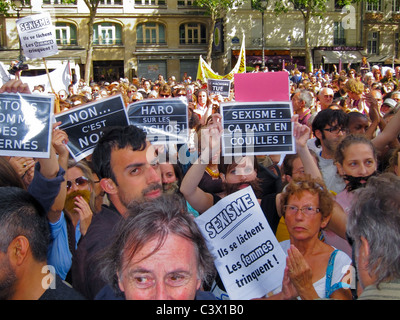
[197,36,246,83]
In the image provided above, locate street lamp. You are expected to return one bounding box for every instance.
[12,0,27,61]
[259,0,268,70]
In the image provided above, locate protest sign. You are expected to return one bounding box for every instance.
[234,72,290,102]
[127,97,189,145]
[0,93,53,158]
[221,101,295,156]
[195,186,286,300]
[16,12,58,60]
[207,79,231,98]
[55,94,128,162]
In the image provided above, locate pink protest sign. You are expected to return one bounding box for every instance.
[234,72,290,102]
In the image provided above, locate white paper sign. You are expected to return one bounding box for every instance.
[195,187,286,300]
[16,12,58,59]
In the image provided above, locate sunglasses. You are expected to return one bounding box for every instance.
[67,176,89,191]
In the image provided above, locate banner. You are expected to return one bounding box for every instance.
[0,93,54,158]
[127,97,189,145]
[195,187,286,300]
[55,94,129,161]
[197,35,246,83]
[16,12,59,60]
[221,101,295,156]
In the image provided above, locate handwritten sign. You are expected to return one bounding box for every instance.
[16,12,58,59]
[207,79,231,98]
[55,95,129,162]
[0,93,54,158]
[195,187,286,300]
[234,72,290,102]
[221,101,295,156]
[127,97,189,145]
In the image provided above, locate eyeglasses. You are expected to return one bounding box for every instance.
[159,93,170,97]
[283,205,320,216]
[323,126,346,134]
[66,176,89,191]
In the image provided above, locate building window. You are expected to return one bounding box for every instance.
[99,0,122,4]
[135,0,166,5]
[136,23,166,44]
[55,23,77,45]
[366,0,381,12]
[179,23,206,44]
[43,0,77,4]
[333,22,345,46]
[94,23,122,45]
[178,0,194,6]
[393,0,400,13]
[367,32,379,54]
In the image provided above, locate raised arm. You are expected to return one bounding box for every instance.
[47,124,70,223]
[180,114,223,213]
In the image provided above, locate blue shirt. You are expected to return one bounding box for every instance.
[47,211,82,280]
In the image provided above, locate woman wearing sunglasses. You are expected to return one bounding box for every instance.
[48,157,101,282]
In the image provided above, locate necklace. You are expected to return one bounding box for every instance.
[205,166,220,178]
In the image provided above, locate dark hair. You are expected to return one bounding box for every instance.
[0,187,49,262]
[281,150,319,177]
[312,109,349,147]
[99,193,216,292]
[334,134,376,165]
[0,157,25,189]
[91,125,147,181]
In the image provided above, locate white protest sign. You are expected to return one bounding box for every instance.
[195,187,286,300]
[16,12,58,59]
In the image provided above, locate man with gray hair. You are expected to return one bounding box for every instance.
[291,89,313,125]
[347,173,400,299]
[96,193,216,300]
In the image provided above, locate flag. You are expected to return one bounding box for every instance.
[197,35,246,83]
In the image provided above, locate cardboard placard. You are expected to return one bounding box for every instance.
[234,72,290,102]
[16,12,58,59]
[221,101,295,156]
[207,79,231,98]
[0,93,54,158]
[127,97,189,145]
[55,95,129,162]
[195,187,286,300]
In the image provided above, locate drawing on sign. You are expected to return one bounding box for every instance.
[55,94,128,161]
[221,101,295,156]
[127,97,189,145]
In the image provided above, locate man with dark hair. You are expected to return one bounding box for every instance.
[71,125,163,299]
[311,108,349,194]
[0,187,84,300]
[96,194,216,300]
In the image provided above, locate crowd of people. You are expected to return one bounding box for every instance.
[1,58,400,301]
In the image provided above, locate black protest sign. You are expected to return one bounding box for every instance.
[221,101,295,156]
[127,97,189,144]
[55,94,128,161]
[207,79,231,97]
[0,93,54,158]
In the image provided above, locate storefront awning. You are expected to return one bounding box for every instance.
[314,50,363,64]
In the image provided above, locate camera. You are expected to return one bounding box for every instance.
[9,60,29,75]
